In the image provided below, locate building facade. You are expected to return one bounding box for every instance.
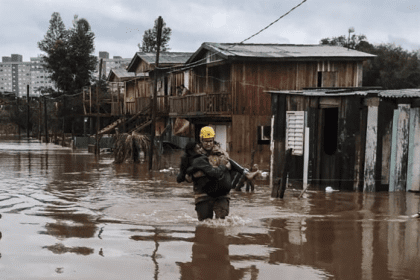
[0,54,54,97]
[95,51,131,78]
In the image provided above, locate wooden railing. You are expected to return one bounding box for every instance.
[135,96,169,115]
[169,93,231,116]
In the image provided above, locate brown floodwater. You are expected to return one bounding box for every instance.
[0,136,419,280]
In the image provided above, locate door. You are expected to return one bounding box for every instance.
[320,107,339,188]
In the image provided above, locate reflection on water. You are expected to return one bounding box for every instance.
[0,137,420,279]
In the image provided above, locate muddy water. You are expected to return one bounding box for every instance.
[0,137,419,280]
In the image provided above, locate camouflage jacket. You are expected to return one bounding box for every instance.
[195,142,229,167]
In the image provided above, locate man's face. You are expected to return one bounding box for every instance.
[201,137,214,151]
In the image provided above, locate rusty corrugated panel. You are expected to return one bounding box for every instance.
[201,43,376,59]
[379,89,420,98]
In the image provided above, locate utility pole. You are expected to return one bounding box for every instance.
[148,16,163,170]
[62,95,66,146]
[38,96,41,140]
[16,95,20,139]
[26,85,30,139]
[95,58,103,155]
[44,95,49,143]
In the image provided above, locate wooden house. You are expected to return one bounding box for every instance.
[168,43,375,167]
[267,88,420,193]
[107,68,136,116]
[126,52,193,116]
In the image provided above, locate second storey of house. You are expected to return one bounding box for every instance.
[171,43,376,117]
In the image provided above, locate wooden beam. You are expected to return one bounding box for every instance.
[363,105,379,192]
[407,108,420,191]
[389,104,410,191]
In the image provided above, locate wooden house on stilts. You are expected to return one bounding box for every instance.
[168,43,375,168]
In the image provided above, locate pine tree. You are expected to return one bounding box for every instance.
[37,13,97,96]
[138,17,172,52]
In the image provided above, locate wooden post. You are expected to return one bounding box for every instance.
[62,95,65,146]
[274,148,292,198]
[96,58,103,155]
[299,127,310,199]
[148,16,163,170]
[43,96,49,143]
[363,98,380,192]
[269,115,275,190]
[407,108,420,191]
[38,97,42,140]
[389,104,410,191]
[26,85,30,139]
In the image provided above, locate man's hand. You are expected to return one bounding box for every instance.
[225,161,231,170]
[185,174,192,183]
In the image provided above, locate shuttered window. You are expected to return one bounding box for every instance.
[286,111,305,156]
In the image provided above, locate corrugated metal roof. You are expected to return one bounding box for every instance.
[378,89,420,98]
[202,43,376,59]
[266,89,370,97]
[136,52,193,64]
[109,68,136,78]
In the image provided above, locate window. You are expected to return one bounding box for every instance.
[286,111,305,156]
[323,108,338,155]
[257,126,271,145]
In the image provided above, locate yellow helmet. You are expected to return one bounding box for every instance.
[200,126,215,139]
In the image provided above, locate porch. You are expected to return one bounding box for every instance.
[169,93,232,118]
[112,96,170,116]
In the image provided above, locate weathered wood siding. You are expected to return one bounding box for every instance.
[230,61,363,116]
[363,105,379,192]
[168,72,185,96]
[389,104,411,191]
[270,94,366,190]
[230,114,271,167]
[135,60,154,73]
[407,108,420,191]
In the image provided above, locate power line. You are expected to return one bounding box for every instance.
[239,0,308,44]
[156,0,308,73]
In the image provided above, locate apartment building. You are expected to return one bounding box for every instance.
[30,57,55,96]
[1,52,129,97]
[95,51,131,78]
[0,54,55,97]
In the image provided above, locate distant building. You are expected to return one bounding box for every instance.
[99,51,109,59]
[30,57,55,96]
[11,54,23,62]
[0,54,55,97]
[94,51,131,78]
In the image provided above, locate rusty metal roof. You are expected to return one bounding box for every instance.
[266,89,371,97]
[265,87,378,96]
[136,52,193,65]
[378,89,420,98]
[188,43,376,63]
[127,52,193,72]
[107,68,136,81]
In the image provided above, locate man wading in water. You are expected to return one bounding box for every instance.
[178,126,259,221]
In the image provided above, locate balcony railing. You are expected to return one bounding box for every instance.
[169,93,231,116]
[135,96,169,115]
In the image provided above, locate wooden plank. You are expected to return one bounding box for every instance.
[395,104,410,192]
[389,105,411,191]
[354,106,368,191]
[407,108,420,191]
[363,105,379,192]
[337,96,360,190]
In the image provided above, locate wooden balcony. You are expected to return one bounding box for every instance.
[169,93,232,118]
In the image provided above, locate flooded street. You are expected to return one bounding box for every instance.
[0,137,419,280]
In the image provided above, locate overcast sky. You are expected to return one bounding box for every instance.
[1,0,419,61]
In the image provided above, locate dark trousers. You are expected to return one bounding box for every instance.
[195,197,230,221]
